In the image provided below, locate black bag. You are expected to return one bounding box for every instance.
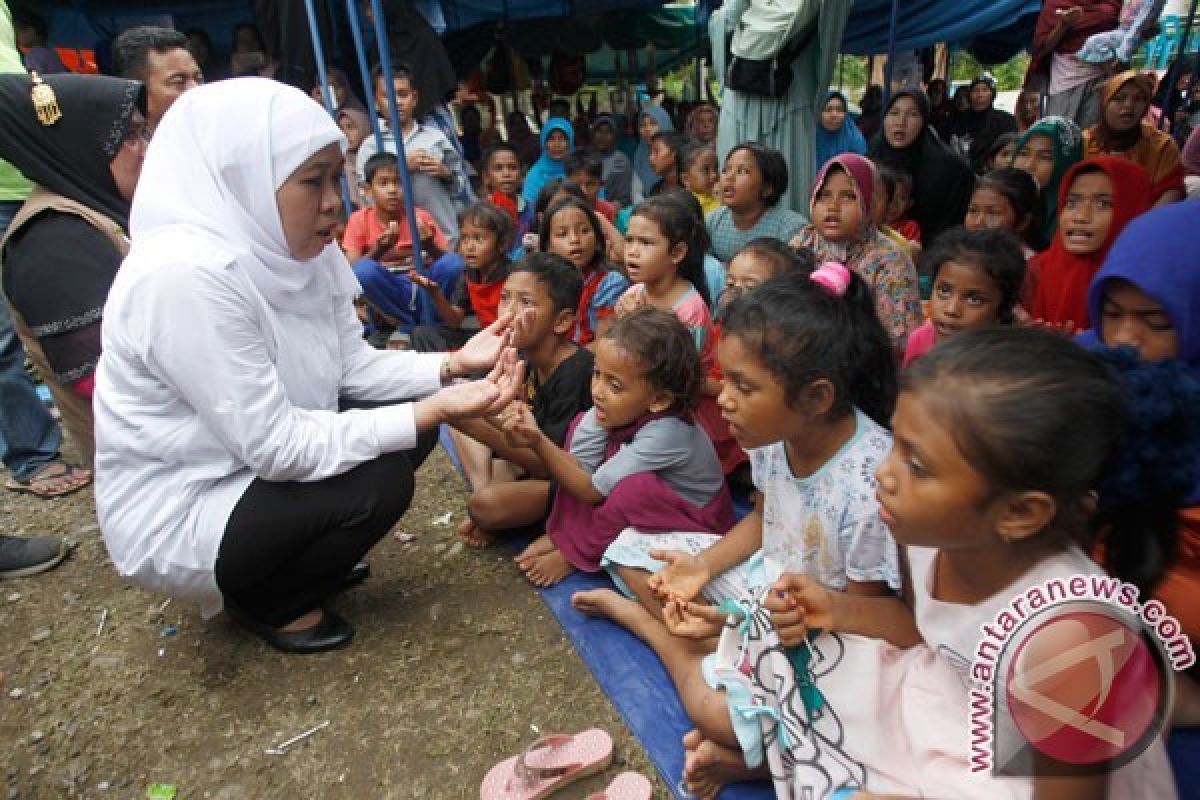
[725,25,816,98]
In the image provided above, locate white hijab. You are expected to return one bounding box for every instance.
[130,77,359,314]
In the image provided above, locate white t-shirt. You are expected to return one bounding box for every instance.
[751,409,901,590]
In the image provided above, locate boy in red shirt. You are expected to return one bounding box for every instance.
[342,152,460,341]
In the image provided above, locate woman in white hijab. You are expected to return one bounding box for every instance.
[95,78,524,654]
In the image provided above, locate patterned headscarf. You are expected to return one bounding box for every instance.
[1013,115,1084,246]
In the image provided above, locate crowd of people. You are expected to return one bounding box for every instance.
[2,1,1200,797]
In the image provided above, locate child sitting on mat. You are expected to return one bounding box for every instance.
[453,253,595,548]
[504,308,734,588]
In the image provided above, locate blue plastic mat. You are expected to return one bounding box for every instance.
[529,566,774,800]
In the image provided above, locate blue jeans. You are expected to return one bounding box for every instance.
[0,200,63,480]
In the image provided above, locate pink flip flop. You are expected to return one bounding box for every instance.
[586,771,653,800]
[480,728,614,800]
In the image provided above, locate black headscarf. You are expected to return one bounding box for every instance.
[0,73,143,229]
[869,88,976,244]
[945,76,1018,174]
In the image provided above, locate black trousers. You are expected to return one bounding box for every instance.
[214,428,437,627]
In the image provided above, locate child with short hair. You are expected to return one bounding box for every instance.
[680,141,720,215]
[342,152,452,336]
[540,197,629,346]
[648,131,685,195]
[903,226,1027,366]
[963,167,1042,255]
[793,154,922,353]
[1030,156,1153,329]
[504,308,734,587]
[564,149,617,223]
[707,143,806,264]
[337,108,371,208]
[410,201,513,352]
[482,143,535,259]
[356,63,465,244]
[453,253,595,548]
[877,164,921,246]
[718,238,815,320]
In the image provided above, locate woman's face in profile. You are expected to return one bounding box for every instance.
[110,110,149,202]
[275,143,343,260]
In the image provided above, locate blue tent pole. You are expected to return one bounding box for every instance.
[303,0,354,216]
[882,0,901,108]
[345,0,385,151]
[369,0,426,273]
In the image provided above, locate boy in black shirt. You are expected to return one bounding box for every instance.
[454,254,593,547]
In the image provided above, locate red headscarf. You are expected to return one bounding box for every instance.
[1030,157,1153,328]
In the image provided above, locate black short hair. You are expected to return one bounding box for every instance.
[726,142,789,207]
[363,151,399,184]
[734,237,815,277]
[461,201,516,254]
[371,61,415,93]
[602,308,702,409]
[112,26,190,80]
[918,226,1027,324]
[483,143,521,172]
[876,164,912,206]
[536,178,586,217]
[563,149,604,179]
[511,252,584,315]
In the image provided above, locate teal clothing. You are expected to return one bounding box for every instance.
[710,0,852,214]
[0,1,31,203]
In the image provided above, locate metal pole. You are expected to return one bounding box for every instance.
[369,0,426,273]
[345,0,385,150]
[883,0,901,109]
[303,0,354,216]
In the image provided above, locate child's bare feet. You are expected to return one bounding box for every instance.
[522,546,574,587]
[683,729,760,799]
[571,588,661,632]
[514,533,555,568]
[455,518,493,548]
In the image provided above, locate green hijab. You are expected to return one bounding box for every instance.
[1012,115,1083,248]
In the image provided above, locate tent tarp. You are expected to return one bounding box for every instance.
[839,0,1043,56]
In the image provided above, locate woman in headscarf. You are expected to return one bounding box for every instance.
[857,85,884,141]
[632,105,673,203]
[926,78,953,139]
[1012,115,1085,250]
[0,73,147,478]
[94,78,524,654]
[1084,70,1186,206]
[520,117,574,206]
[869,87,975,244]
[685,103,718,145]
[312,66,366,116]
[945,75,1018,174]
[1028,156,1153,328]
[815,90,867,172]
[792,153,922,351]
[590,113,633,207]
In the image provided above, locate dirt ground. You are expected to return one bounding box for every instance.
[0,448,671,799]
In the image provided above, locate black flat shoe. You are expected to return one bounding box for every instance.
[339,561,370,592]
[225,605,355,654]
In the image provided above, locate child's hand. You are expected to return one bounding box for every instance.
[417,220,434,243]
[371,221,400,260]
[427,348,524,422]
[449,311,528,375]
[763,574,836,646]
[662,598,726,639]
[647,550,711,603]
[410,272,439,292]
[502,402,542,449]
[614,288,645,317]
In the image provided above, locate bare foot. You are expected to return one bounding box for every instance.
[514,533,555,568]
[524,546,575,587]
[455,518,493,549]
[278,608,323,633]
[571,587,659,631]
[524,548,574,587]
[684,733,761,799]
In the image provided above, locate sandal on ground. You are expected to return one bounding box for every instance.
[586,772,653,800]
[480,729,614,800]
[5,461,92,498]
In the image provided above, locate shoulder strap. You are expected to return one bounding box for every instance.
[1,187,129,258]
